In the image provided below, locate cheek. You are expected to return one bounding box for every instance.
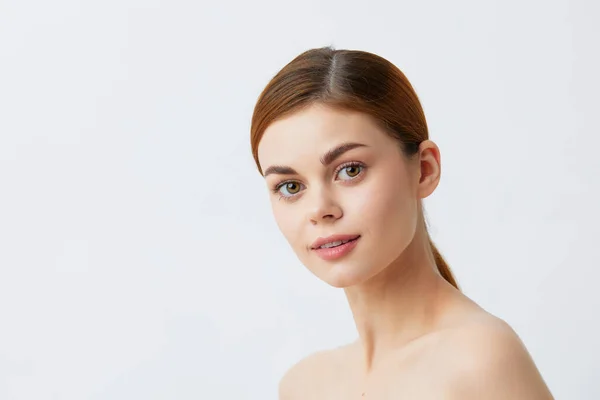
[354,174,418,246]
[272,203,304,249]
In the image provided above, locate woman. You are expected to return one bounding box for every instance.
[250,47,553,399]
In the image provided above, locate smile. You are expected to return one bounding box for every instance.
[311,235,361,261]
[318,237,358,249]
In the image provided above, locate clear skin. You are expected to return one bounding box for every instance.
[258,103,554,399]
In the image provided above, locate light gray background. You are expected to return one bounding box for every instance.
[1,0,598,399]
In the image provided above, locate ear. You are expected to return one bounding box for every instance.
[416,140,441,199]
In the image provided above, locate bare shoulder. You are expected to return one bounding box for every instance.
[439,313,554,399]
[278,344,354,400]
[278,350,328,400]
[277,346,341,400]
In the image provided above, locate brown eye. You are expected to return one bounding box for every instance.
[337,164,364,180]
[277,181,304,198]
[346,166,360,177]
[285,182,301,194]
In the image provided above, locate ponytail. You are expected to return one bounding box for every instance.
[428,237,459,290]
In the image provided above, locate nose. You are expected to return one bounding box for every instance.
[306,186,343,225]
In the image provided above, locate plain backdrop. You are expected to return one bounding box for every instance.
[1,0,599,398]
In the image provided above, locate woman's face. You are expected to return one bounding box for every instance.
[257,103,437,288]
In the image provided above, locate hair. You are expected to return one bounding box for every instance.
[250,46,459,290]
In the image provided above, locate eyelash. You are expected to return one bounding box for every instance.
[272,161,367,202]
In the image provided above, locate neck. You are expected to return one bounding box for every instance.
[343,228,453,373]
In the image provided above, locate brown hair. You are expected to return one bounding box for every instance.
[250,46,459,289]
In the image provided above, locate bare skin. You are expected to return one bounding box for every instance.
[258,103,554,399]
[278,246,553,399]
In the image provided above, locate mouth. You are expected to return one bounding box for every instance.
[311,235,361,261]
[311,234,361,250]
[313,236,360,249]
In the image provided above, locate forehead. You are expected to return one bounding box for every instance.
[257,104,387,168]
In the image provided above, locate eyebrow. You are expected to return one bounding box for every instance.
[263,142,368,177]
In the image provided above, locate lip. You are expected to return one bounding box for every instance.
[311,234,361,261]
[311,234,361,250]
[310,235,360,250]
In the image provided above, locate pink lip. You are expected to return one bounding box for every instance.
[311,234,361,261]
[311,234,360,249]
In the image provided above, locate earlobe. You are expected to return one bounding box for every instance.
[417,140,441,199]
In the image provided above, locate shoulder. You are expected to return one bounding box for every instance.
[278,345,349,400]
[440,315,554,399]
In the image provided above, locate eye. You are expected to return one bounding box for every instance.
[336,163,364,181]
[276,181,304,198]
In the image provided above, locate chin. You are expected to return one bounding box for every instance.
[327,278,358,289]
[317,262,377,288]
[297,245,383,288]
